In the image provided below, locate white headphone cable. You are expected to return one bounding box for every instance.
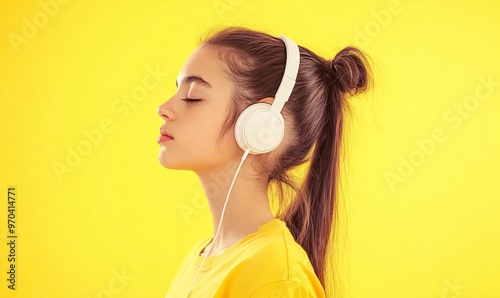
[183,148,251,298]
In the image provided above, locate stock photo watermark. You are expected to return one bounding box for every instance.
[87,268,134,298]
[5,187,18,291]
[179,188,208,224]
[354,0,402,48]
[7,0,72,53]
[213,0,243,20]
[441,278,466,298]
[179,160,239,224]
[51,65,168,182]
[385,74,499,192]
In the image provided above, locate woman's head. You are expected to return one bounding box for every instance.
[158,26,371,293]
[157,43,249,174]
[197,27,370,180]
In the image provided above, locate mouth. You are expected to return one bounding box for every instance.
[158,128,174,143]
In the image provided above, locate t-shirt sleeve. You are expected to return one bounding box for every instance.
[249,280,320,298]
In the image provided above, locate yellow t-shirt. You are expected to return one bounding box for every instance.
[165,218,326,297]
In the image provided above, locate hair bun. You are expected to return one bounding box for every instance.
[329,46,370,96]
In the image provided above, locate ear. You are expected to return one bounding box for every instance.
[257,97,275,105]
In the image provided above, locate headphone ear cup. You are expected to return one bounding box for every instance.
[234,103,285,154]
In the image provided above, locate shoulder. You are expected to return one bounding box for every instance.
[225,220,324,296]
[241,219,311,271]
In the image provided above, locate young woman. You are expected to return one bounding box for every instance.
[158,26,370,297]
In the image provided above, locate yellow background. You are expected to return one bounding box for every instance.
[1,0,499,297]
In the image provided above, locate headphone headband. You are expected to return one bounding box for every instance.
[233,35,300,155]
[270,36,300,114]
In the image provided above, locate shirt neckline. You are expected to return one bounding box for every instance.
[192,218,285,269]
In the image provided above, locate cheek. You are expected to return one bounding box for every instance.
[184,112,223,145]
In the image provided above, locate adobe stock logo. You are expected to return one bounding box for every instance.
[179,159,239,224]
[354,0,402,48]
[441,278,465,298]
[8,0,72,53]
[87,268,135,298]
[384,74,499,192]
[246,113,284,153]
[51,65,167,182]
[213,0,243,20]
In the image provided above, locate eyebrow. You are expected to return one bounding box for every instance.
[175,75,212,88]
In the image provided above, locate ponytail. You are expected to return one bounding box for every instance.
[281,46,371,290]
[330,47,371,95]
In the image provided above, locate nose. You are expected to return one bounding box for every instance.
[157,100,175,120]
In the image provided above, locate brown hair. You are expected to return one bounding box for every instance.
[200,26,371,294]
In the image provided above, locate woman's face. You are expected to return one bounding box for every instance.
[157,45,242,172]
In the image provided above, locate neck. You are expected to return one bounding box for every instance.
[195,155,274,256]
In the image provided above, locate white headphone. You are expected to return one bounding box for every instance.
[180,35,300,298]
[234,35,301,154]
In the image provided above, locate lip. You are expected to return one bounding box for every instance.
[158,128,174,143]
[157,134,174,143]
[160,128,174,138]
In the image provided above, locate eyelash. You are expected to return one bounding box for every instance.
[181,98,201,104]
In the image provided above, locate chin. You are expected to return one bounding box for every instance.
[157,151,190,170]
[158,151,175,169]
[158,157,179,170]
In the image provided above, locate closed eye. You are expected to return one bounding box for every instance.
[181,98,201,103]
